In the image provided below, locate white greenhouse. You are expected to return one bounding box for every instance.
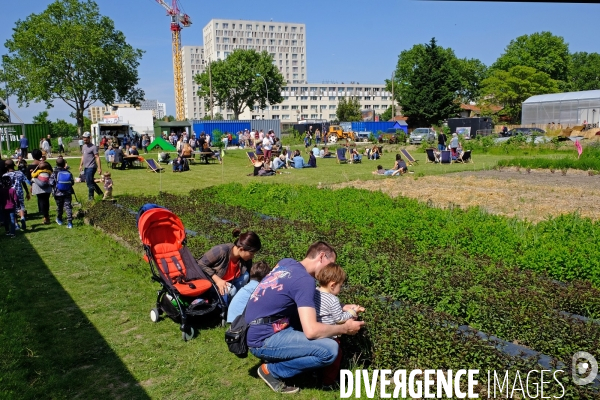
[522,90,600,127]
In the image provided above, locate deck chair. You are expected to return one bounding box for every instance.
[425,148,439,163]
[146,159,165,173]
[401,148,419,165]
[246,151,257,166]
[336,147,348,164]
[457,150,472,163]
[440,150,452,164]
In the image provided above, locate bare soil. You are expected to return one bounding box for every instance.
[333,167,600,222]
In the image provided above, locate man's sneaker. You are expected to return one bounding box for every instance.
[20,219,26,230]
[56,218,63,226]
[257,364,300,394]
[67,222,73,229]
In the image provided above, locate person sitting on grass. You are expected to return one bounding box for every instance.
[320,146,333,158]
[251,155,276,176]
[226,261,272,323]
[392,154,408,174]
[305,151,317,168]
[314,263,365,387]
[372,164,401,176]
[172,155,184,172]
[272,153,287,171]
[292,150,305,169]
[350,148,362,163]
[369,145,381,160]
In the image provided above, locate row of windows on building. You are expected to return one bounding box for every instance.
[214,22,303,33]
[214,46,305,55]
[214,31,304,40]
[189,104,386,112]
[215,37,303,46]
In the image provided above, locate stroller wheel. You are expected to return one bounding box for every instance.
[182,326,195,342]
[150,308,160,323]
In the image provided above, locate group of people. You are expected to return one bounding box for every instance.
[199,231,364,393]
[437,131,464,160]
[0,149,79,235]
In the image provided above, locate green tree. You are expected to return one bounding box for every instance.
[491,32,570,85]
[480,65,560,124]
[380,105,393,122]
[568,52,600,91]
[336,96,362,121]
[0,110,8,123]
[164,115,175,122]
[400,38,462,127]
[32,111,51,125]
[1,0,144,135]
[194,49,284,119]
[52,118,78,138]
[456,58,488,103]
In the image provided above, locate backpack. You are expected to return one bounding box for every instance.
[225,308,250,358]
[56,170,73,192]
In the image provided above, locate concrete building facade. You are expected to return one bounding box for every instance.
[88,103,139,123]
[202,19,307,84]
[181,45,207,120]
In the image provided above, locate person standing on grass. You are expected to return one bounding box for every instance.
[3,159,30,230]
[246,241,365,394]
[50,157,74,229]
[1,175,20,238]
[79,132,103,201]
[19,134,29,160]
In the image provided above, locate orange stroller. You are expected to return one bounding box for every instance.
[137,204,226,340]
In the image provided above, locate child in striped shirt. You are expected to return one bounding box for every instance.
[314,263,365,386]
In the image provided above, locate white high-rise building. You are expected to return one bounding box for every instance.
[157,102,166,120]
[202,19,307,84]
[181,45,207,120]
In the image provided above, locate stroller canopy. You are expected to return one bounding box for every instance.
[138,204,186,249]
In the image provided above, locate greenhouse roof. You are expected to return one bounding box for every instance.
[523,90,600,103]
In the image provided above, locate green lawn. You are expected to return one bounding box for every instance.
[0,147,521,399]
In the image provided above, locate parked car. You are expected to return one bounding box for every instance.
[409,128,436,144]
[355,131,372,142]
[503,127,546,137]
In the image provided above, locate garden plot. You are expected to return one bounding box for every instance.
[334,168,600,222]
[87,186,600,397]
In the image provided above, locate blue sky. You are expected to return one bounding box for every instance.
[2,0,599,123]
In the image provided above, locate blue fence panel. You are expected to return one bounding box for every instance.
[192,121,251,145]
[351,122,397,134]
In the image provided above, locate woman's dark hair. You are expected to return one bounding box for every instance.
[38,161,52,170]
[31,149,43,161]
[232,229,261,253]
[396,154,402,161]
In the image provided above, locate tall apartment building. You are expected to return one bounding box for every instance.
[88,103,140,123]
[202,19,307,84]
[157,103,166,120]
[181,45,207,120]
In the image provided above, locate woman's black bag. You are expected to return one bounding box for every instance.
[225,308,250,358]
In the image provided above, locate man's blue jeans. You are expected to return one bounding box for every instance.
[249,328,338,379]
[84,167,102,199]
[438,144,445,151]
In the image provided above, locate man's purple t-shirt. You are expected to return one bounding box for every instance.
[245,258,316,348]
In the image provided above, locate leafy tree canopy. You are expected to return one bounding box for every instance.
[379,105,393,122]
[491,32,570,85]
[568,52,600,92]
[481,65,560,124]
[32,111,51,125]
[399,38,462,127]
[336,96,362,122]
[1,0,144,134]
[455,58,488,103]
[195,49,284,119]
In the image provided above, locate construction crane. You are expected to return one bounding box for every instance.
[155,0,192,121]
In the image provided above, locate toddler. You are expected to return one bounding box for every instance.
[226,261,272,323]
[314,263,365,386]
[102,172,113,200]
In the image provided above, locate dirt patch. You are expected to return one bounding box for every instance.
[333,167,600,222]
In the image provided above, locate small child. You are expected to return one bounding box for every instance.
[50,157,74,229]
[226,261,272,323]
[314,263,365,386]
[102,172,113,200]
[0,175,20,237]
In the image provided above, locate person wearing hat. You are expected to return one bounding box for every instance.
[78,132,103,201]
